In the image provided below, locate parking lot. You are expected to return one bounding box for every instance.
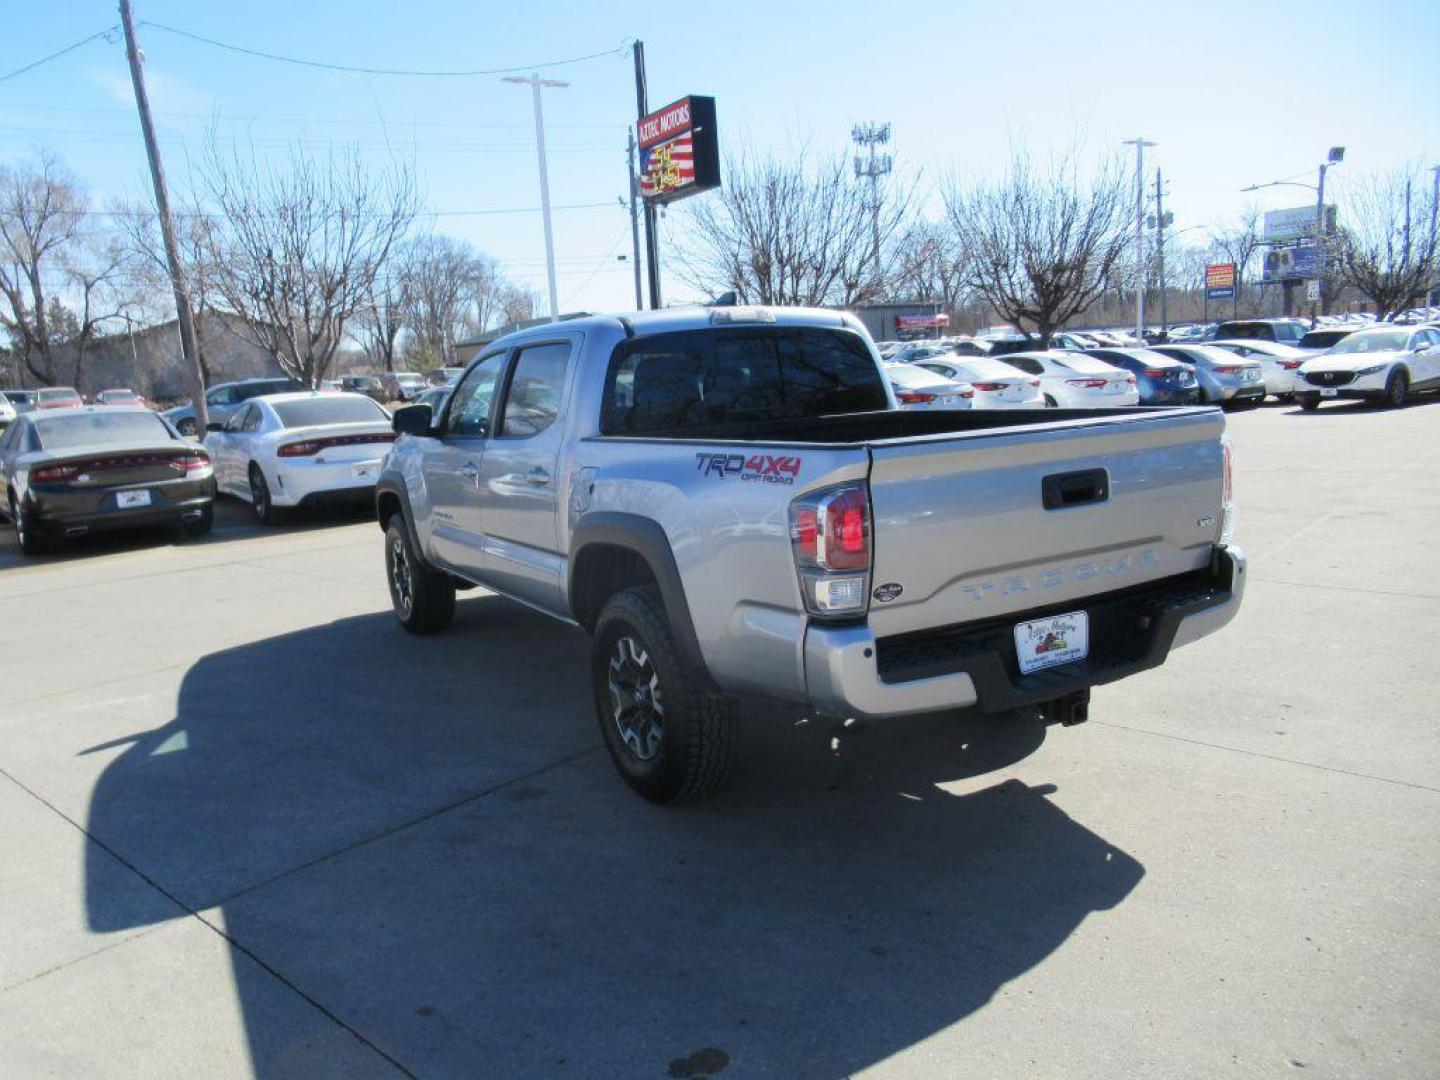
[0,399,1436,1078]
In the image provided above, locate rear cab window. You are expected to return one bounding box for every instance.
[600,327,888,435]
[33,412,175,450]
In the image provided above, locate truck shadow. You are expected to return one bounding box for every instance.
[83,596,1143,1077]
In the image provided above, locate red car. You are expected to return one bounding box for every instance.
[36,387,83,410]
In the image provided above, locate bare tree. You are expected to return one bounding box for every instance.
[1334,167,1439,320]
[1210,206,1264,319]
[114,200,229,384]
[199,140,418,386]
[0,154,141,387]
[495,282,538,327]
[943,150,1130,347]
[677,150,915,307]
[889,222,973,311]
[356,269,409,373]
[401,234,504,368]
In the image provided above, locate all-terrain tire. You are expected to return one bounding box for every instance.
[592,585,738,803]
[384,517,455,633]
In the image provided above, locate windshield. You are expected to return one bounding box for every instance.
[1329,330,1410,354]
[601,327,889,434]
[1,391,35,405]
[272,396,388,427]
[33,411,174,450]
[38,388,80,402]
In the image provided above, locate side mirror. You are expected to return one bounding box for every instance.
[205,422,225,432]
[393,404,435,437]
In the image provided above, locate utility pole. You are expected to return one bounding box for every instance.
[626,129,643,309]
[119,1,206,427]
[1154,168,1168,335]
[1123,137,1156,340]
[633,40,661,309]
[851,123,893,276]
[1430,165,1440,305]
[503,73,567,323]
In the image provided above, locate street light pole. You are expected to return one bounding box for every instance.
[504,73,568,323]
[1123,137,1156,340]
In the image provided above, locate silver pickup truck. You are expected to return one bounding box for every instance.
[376,306,1245,802]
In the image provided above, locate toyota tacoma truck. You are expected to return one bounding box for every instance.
[375,307,1245,802]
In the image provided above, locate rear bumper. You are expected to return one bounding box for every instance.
[802,546,1246,719]
[26,479,214,535]
[270,458,384,506]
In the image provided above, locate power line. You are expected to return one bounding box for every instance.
[137,21,631,77]
[0,26,119,83]
[0,101,625,131]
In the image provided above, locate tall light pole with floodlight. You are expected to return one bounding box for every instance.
[504,73,569,323]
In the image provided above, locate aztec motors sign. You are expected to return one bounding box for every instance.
[637,96,721,205]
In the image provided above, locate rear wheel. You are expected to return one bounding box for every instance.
[592,585,737,803]
[9,493,47,556]
[384,517,455,633]
[1299,396,1321,412]
[248,464,285,526]
[1383,368,1409,409]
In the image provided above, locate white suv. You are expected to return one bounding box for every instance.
[1295,325,1440,410]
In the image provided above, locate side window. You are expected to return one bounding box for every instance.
[225,405,253,433]
[207,387,235,406]
[445,352,508,438]
[242,405,264,433]
[500,343,570,438]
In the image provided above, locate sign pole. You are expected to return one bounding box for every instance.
[633,41,662,309]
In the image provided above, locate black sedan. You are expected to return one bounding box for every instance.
[0,407,215,556]
[1080,348,1202,405]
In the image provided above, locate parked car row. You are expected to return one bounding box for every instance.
[884,319,1440,412]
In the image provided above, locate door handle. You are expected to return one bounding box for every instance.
[527,467,552,487]
[459,462,479,483]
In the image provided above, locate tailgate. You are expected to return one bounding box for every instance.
[865,410,1226,638]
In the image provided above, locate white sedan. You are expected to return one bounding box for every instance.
[202,392,395,524]
[1209,339,1309,398]
[994,352,1139,407]
[882,363,974,409]
[911,355,1044,408]
[1295,324,1440,410]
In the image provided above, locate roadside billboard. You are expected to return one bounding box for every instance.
[1205,262,1236,301]
[1263,205,1337,243]
[637,96,721,206]
[1261,245,1319,283]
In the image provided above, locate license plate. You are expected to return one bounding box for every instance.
[1320,388,1338,398]
[1014,611,1089,674]
[351,464,375,479]
[940,395,965,407]
[116,490,151,508]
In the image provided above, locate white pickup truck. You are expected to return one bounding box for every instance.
[376,306,1245,802]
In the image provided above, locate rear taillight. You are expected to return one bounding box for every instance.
[1277,359,1303,370]
[1066,378,1107,388]
[1029,379,1041,387]
[895,390,936,405]
[970,382,1007,392]
[170,452,212,474]
[1220,435,1236,546]
[278,433,396,457]
[1212,365,1243,375]
[789,482,871,617]
[31,463,80,483]
[1142,369,1168,378]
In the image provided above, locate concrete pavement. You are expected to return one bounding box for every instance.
[0,399,1437,1078]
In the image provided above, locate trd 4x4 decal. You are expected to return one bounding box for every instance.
[694,452,802,484]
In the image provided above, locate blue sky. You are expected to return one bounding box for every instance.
[3,0,1438,314]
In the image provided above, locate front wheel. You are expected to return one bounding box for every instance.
[1383,368,1409,409]
[1299,396,1321,412]
[592,585,737,803]
[384,517,455,633]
